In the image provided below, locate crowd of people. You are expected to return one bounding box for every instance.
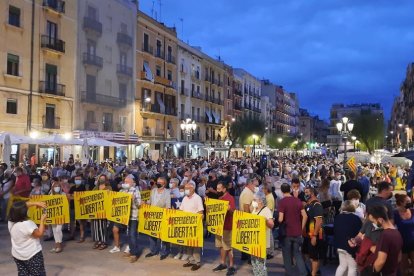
[2,153,414,276]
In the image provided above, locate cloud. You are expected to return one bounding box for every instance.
[140,0,414,120]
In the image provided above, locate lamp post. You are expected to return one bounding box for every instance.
[390,130,394,151]
[405,127,410,150]
[252,134,258,158]
[336,117,354,164]
[398,123,403,151]
[180,118,197,159]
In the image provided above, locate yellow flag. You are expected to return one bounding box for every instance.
[28,195,69,225]
[231,210,267,258]
[160,209,203,247]
[140,190,151,202]
[347,156,357,174]
[205,198,229,236]
[74,191,107,220]
[138,204,165,238]
[105,191,132,225]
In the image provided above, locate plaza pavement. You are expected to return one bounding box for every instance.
[0,222,337,275]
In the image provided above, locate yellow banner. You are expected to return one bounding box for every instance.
[347,156,357,174]
[231,210,266,258]
[160,209,203,247]
[74,191,107,219]
[105,191,132,225]
[6,194,29,216]
[138,204,165,238]
[28,195,69,225]
[141,190,151,202]
[205,198,229,236]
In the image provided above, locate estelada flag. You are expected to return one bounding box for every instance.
[347,156,357,174]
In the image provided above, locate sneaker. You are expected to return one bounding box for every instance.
[123,245,130,253]
[174,253,182,260]
[160,254,168,260]
[183,262,194,268]
[50,248,56,253]
[226,267,236,276]
[109,246,121,253]
[129,255,138,263]
[213,264,227,272]
[180,254,190,261]
[145,252,157,258]
[191,263,202,271]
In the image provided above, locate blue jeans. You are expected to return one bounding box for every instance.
[281,236,307,276]
[149,236,170,256]
[128,220,139,256]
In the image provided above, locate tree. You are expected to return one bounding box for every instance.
[227,116,266,157]
[351,111,385,154]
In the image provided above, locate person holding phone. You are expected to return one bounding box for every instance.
[8,200,47,276]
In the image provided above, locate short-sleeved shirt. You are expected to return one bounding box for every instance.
[252,206,273,248]
[375,229,403,276]
[239,187,254,212]
[366,196,394,221]
[206,179,219,199]
[8,220,42,260]
[266,193,275,213]
[220,192,236,231]
[14,174,31,197]
[305,200,324,239]
[360,220,383,243]
[278,196,303,237]
[180,193,204,214]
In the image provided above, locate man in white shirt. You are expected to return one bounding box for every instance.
[180,181,204,271]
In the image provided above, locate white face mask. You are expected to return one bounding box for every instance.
[53,187,61,193]
[121,183,130,190]
[251,201,258,209]
[167,173,171,177]
[184,189,191,196]
[254,187,259,194]
[183,177,188,181]
[169,183,174,189]
[179,191,185,197]
[31,182,36,187]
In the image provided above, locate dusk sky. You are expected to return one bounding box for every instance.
[140,0,414,120]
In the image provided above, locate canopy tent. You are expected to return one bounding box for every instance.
[85,137,126,147]
[36,134,83,146]
[0,132,34,144]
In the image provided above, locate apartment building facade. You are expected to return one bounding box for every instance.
[234,68,261,119]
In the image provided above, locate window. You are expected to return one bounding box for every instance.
[86,111,95,123]
[167,46,172,61]
[6,99,17,114]
[87,40,96,55]
[8,6,21,27]
[103,113,113,132]
[45,64,57,92]
[156,40,162,57]
[120,52,127,65]
[7,54,19,76]
[46,20,58,40]
[143,61,153,80]
[119,83,127,100]
[119,116,127,132]
[143,33,149,50]
[105,80,112,94]
[156,66,161,77]
[105,46,112,63]
[45,104,56,128]
[167,70,172,81]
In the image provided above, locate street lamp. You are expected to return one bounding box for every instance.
[252,134,258,158]
[390,130,394,150]
[336,117,354,164]
[180,118,197,158]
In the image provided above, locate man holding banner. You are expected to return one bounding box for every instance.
[180,180,204,271]
[211,181,236,276]
[145,177,171,260]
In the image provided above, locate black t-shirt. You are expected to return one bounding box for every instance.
[340,179,363,201]
[69,185,86,209]
[334,213,362,256]
[305,200,324,239]
[206,179,219,199]
[218,175,235,196]
[291,191,306,203]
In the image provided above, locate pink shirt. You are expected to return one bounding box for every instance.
[180,193,204,214]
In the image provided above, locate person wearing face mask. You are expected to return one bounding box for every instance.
[394,194,414,275]
[109,175,141,263]
[67,174,86,242]
[39,172,51,195]
[49,178,65,253]
[169,178,182,208]
[180,170,193,187]
[30,179,43,196]
[91,175,112,250]
[302,187,324,276]
[180,181,204,271]
[365,182,394,223]
[250,193,274,276]
[145,177,171,260]
[218,166,234,196]
[365,205,402,276]
[291,178,306,205]
[347,189,366,220]
[206,171,219,199]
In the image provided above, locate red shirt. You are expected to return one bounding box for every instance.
[278,196,304,237]
[14,174,31,197]
[220,192,236,231]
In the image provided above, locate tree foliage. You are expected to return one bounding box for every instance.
[227,116,266,156]
[351,111,385,154]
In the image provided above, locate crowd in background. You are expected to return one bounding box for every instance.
[3,153,414,276]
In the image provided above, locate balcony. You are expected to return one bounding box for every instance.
[154,76,174,87]
[42,0,65,14]
[39,81,65,97]
[234,88,243,97]
[84,121,99,131]
[154,49,165,60]
[179,87,189,96]
[83,17,102,36]
[191,72,200,82]
[204,74,210,82]
[117,32,133,48]
[165,107,177,116]
[142,44,153,55]
[234,104,242,111]
[142,128,164,138]
[117,64,133,78]
[191,90,204,100]
[80,91,127,108]
[205,116,223,126]
[166,55,175,64]
[42,116,60,129]
[82,53,103,69]
[140,103,162,114]
[41,35,65,53]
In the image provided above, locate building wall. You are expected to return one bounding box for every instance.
[0,0,76,135]
[234,68,261,119]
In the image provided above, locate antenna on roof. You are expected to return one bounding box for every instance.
[151,1,155,18]
[179,18,184,40]
[158,0,162,22]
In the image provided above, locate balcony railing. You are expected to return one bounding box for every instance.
[165,107,177,116]
[39,81,65,96]
[41,35,65,53]
[205,116,223,125]
[154,76,175,88]
[82,53,103,68]
[81,91,127,108]
[234,88,243,96]
[179,87,189,96]
[191,90,204,100]
[83,17,102,36]
[117,32,133,48]
[42,0,65,14]
[204,74,210,82]
[42,116,60,129]
[117,64,133,77]
[142,44,153,55]
[166,55,175,64]
[84,121,99,131]
[154,50,165,59]
[191,72,200,82]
